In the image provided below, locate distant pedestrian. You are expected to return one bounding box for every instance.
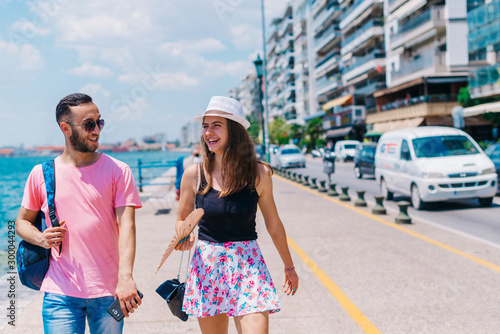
[16,93,143,334]
[174,96,298,333]
[192,144,201,164]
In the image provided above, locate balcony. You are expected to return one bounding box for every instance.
[367,96,459,124]
[470,63,500,99]
[341,19,383,55]
[391,51,447,86]
[315,49,340,75]
[279,18,293,38]
[388,0,408,13]
[316,75,343,96]
[314,25,342,53]
[390,6,445,49]
[340,0,383,30]
[342,50,385,82]
[313,2,340,32]
[354,81,386,95]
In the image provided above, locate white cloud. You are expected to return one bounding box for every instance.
[0,38,44,86]
[10,19,51,37]
[79,83,111,99]
[159,38,226,56]
[67,62,113,78]
[229,24,261,51]
[118,70,200,90]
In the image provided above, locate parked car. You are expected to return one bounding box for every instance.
[276,145,306,168]
[484,143,500,193]
[334,140,360,162]
[375,126,497,210]
[354,142,376,179]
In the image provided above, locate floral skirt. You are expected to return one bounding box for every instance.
[182,240,281,317]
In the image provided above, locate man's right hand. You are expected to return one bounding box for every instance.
[39,220,67,249]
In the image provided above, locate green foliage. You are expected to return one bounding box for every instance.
[269,117,291,145]
[458,86,475,108]
[246,115,261,144]
[303,118,323,152]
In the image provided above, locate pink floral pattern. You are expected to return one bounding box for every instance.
[182,240,281,317]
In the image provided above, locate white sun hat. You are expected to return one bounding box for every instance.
[194,96,251,129]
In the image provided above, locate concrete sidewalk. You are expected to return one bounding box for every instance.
[3,171,500,333]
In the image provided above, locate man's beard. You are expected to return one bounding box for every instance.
[70,130,97,153]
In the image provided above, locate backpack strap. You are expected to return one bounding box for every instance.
[42,159,61,254]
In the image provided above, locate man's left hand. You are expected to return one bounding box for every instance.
[114,276,141,318]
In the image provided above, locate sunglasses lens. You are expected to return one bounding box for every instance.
[84,121,96,132]
[83,119,105,132]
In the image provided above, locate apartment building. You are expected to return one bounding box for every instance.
[266,5,296,121]
[180,120,201,148]
[309,0,344,135]
[366,0,469,134]
[464,0,500,139]
[229,71,261,122]
[291,0,316,124]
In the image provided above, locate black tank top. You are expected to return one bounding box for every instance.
[196,168,259,243]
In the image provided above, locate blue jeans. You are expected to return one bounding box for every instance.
[42,292,124,334]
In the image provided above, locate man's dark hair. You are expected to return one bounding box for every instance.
[56,93,93,123]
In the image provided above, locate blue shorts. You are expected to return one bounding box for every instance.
[42,292,124,334]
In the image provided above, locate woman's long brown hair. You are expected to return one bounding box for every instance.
[199,118,272,197]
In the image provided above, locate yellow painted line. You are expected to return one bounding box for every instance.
[275,174,500,274]
[287,236,382,334]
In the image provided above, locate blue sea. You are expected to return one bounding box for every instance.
[0,150,189,273]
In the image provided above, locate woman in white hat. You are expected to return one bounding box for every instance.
[174,96,298,333]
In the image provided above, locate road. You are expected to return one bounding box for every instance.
[272,154,500,247]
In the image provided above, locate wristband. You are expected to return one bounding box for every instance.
[284,267,295,272]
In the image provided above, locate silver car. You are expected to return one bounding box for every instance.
[276,145,306,168]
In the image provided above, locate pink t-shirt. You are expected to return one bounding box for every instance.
[21,154,142,298]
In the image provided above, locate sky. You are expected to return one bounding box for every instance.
[0,0,285,147]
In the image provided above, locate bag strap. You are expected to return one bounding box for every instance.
[42,159,61,254]
[42,160,60,228]
[175,163,199,281]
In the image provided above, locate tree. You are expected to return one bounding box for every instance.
[269,117,291,145]
[289,123,304,145]
[246,115,261,144]
[458,86,475,108]
[303,118,323,152]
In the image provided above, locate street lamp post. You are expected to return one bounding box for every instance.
[260,0,271,162]
[253,54,266,161]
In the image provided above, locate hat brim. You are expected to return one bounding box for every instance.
[194,111,251,129]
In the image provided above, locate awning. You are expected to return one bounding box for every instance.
[374,78,424,97]
[372,117,424,133]
[322,94,353,111]
[464,101,500,117]
[324,126,353,139]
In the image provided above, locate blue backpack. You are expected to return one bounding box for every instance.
[16,160,61,290]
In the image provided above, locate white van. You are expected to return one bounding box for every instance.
[334,140,360,162]
[375,126,497,209]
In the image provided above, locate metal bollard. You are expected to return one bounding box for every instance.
[286,171,292,179]
[310,177,318,189]
[372,196,387,215]
[291,172,297,182]
[395,201,412,224]
[296,174,303,184]
[354,190,367,207]
[303,175,310,186]
[339,186,351,201]
[328,183,339,196]
[318,180,327,193]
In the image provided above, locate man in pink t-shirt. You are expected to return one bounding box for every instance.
[16,93,142,334]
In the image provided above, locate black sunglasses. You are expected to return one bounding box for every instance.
[65,119,105,133]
